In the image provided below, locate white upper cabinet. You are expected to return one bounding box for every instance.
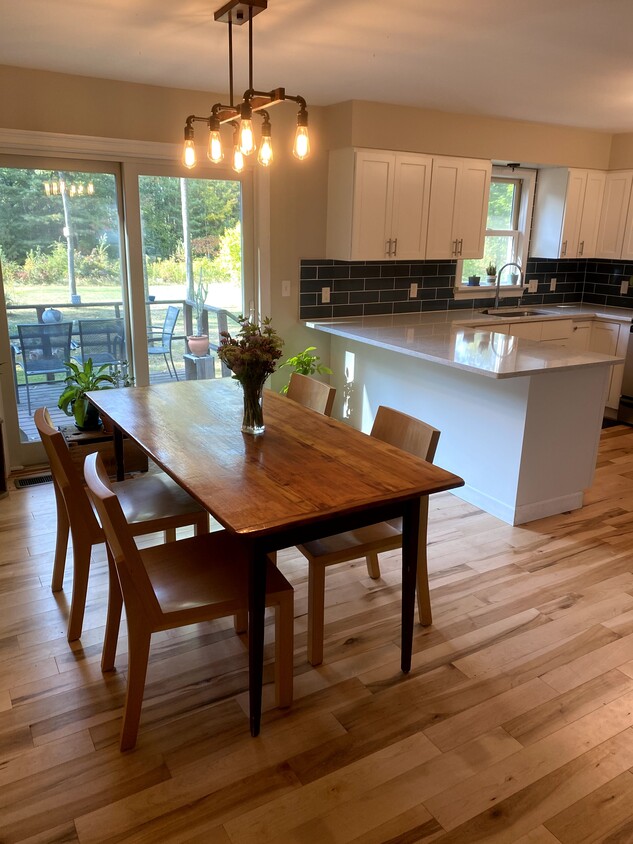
[425,157,492,260]
[596,170,633,260]
[326,149,432,261]
[530,168,606,259]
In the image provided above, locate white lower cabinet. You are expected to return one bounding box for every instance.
[566,320,592,351]
[589,320,628,410]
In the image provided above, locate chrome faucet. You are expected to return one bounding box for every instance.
[493,262,523,310]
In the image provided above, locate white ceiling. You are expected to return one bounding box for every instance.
[2,0,633,133]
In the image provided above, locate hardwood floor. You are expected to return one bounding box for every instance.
[2,426,633,842]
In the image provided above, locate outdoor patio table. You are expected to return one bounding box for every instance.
[87,378,464,737]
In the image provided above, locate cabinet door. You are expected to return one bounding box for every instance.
[390,154,432,260]
[560,170,587,257]
[590,320,622,409]
[508,321,543,340]
[350,151,395,260]
[577,170,605,257]
[454,159,492,259]
[426,158,461,259]
[596,171,633,259]
[566,321,591,351]
[621,186,633,260]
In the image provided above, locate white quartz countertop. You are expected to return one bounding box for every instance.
[306,305,629,379]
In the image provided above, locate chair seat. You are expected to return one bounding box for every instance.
[141,531,293,619]
[301,519,402,564]
[113,471,207,529]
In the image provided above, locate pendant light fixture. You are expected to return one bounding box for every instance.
[182,0,310,171]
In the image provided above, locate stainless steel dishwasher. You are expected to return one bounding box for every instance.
[617,323,633,423]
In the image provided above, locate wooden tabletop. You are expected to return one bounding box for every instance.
[88,379,464,538]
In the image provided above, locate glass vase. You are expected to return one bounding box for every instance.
[241,378,266,436]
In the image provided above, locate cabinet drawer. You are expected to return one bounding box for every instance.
[540,319,572,341]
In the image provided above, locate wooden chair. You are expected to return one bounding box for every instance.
[286,372,336,417]
[297,406,440,666]
[84,452,294,751]
[34,407,209,642]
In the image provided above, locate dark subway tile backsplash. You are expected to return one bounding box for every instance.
[299,257,633,319]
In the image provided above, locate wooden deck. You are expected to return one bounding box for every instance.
[1,426,633,839]
[16,361,219,443]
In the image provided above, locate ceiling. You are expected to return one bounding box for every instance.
[2,0,633,133]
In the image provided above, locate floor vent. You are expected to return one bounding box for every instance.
[14,474,53,489]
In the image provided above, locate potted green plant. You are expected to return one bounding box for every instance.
[187,278,209,357]
[486,262,497,282]
[58,357,119,431]
[467,275,481,286]
[279,346,333,393]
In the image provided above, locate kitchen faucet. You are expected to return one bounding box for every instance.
[493,262,523,310]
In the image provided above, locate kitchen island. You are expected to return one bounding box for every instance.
[307,310,626,525]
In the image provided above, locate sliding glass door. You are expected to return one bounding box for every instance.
[0,156,127,466]
[0,154,252,469]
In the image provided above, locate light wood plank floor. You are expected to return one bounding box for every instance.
[3,426,633,842]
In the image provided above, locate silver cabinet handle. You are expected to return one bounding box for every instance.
[452,238,458,256]
[386,238,392,257]
[561,240,567,256]
[392,237,398,257]
[578,240,584,256]
[457,238,463,256]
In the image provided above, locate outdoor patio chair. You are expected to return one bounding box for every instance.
[147,305,180,380]
[78,318,126,371]
[16,322,73,414]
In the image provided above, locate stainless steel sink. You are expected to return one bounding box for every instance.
[480,309,548,317]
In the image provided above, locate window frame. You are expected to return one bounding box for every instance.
[454,165,536,298]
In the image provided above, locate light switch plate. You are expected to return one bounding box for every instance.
[281,279,291,297]
[550,277,557,292]
[620,279,629,295]
[409,282,418,298]
[321,286,331,304]
[528,278,538,294]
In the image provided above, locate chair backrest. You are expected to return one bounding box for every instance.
[161,306,180,345]
[17,323,72,373]
[78,318,126,364]
[286,372,336,417]
[83,452,162,623]
[34,407,102,543]
[370,406,440,464]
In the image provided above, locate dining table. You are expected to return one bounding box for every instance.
[87,378,464,736]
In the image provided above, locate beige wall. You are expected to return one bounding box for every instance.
[3,63,633,372]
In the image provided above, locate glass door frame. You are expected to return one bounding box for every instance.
[0,153,128,468]
[120,159,254,387]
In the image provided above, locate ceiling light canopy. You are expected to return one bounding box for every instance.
[182,0,310,173]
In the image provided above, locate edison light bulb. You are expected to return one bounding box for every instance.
[44,182,51,196]
[239,119,255,155]
[233,147,244,173]
[293,125,310,160]
[87,182,94,195]
[182,139,196,169]
[258,132,273,166]
[207,130,223,163]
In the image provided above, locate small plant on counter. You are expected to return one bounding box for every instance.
[279,346,333,394]
[486,261,497,277]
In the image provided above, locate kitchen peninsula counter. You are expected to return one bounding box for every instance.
[306,309,626,526]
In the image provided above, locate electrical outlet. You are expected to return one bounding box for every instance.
[281,279,291,297]
[621,279,629,296]
[550,277,557,292]
[409,282,418,298]
[321,286,331,304]
[528,278,538,294]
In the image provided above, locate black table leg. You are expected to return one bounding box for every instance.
[401,497,421,674]
[248,547,268,737]
[113,426,124,482]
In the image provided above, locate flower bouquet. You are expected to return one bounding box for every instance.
[217,316,284,435]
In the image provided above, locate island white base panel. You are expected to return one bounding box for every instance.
[329,336,609,526]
